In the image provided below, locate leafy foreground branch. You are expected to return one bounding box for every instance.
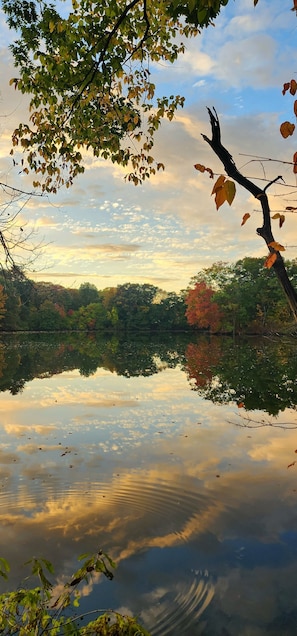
[0,552,150,635]
[200,108,297,322]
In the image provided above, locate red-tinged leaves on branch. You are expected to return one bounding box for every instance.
[194,163,214,178]
[241,213,250,226]
[282,79,297,95]
[272,213,285,228]
[264,253,277,269]
[268,241,285,251]
[280,121,295,138]
[185,281,221,333]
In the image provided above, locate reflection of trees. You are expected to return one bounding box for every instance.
[231,413,297,430]
[0,334,187,393]
[184,337,297,416]
[3,334,297,416]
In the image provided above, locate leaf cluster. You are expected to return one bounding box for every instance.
[2,0,230,191]
[0,551,149,635]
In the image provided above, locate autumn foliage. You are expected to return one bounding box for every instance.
[185,281,221,332]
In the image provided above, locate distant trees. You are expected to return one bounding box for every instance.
[187,257,297,334]
[0,274,188,332]
[0,256,296,333]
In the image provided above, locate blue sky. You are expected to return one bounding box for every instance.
[0,0,297,292]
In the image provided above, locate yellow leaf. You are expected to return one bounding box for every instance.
[49,20,55,33]
[268,241,285,251]
[280,121,295,138]
[271,213,280,219]
[264,253,277,269]
[224,179,236,205]
[211,174,225,195]
[241,213,250,226]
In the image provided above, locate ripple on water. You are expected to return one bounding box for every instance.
[142,572,215,636]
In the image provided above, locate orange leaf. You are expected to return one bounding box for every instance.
[238,402,245,408]
[264,253,277,269]
[211,174,225,195]
[280,121,295,138]
[214,187,227,210]
[241,213,250,226]
[194,163,214,178]
[268,241,285,251]
[194,163,206,172]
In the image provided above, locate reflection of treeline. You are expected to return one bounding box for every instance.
[0,333,188,394]
[1,333,297,415]
[184,336,297,415]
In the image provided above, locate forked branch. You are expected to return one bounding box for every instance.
[202,107,297,321]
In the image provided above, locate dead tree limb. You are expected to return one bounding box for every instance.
[202,107,297,322]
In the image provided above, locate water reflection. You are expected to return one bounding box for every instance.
[0,334,297,634]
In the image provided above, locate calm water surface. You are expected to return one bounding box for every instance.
[0,334,297,635]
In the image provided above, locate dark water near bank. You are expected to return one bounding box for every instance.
[0,333,297,635]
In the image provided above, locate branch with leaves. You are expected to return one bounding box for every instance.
[196,108,297,321]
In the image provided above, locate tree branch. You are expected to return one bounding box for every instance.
[202,107,297,321]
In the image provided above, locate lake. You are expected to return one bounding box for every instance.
[0,333,297,635]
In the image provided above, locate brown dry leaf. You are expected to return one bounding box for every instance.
[288,461,296,468]
[290,79,297,95]
[280,121,295,138]
[241,213,250,226]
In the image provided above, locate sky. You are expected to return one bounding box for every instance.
[0,0,297,293]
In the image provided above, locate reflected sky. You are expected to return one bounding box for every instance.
[0,349,297,635]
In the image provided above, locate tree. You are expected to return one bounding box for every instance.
[185,280,221,332]
[0,285,7,323]
[2,0,229,191]
[198,108,297,322]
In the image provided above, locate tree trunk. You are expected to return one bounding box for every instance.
[202,108,297,322]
